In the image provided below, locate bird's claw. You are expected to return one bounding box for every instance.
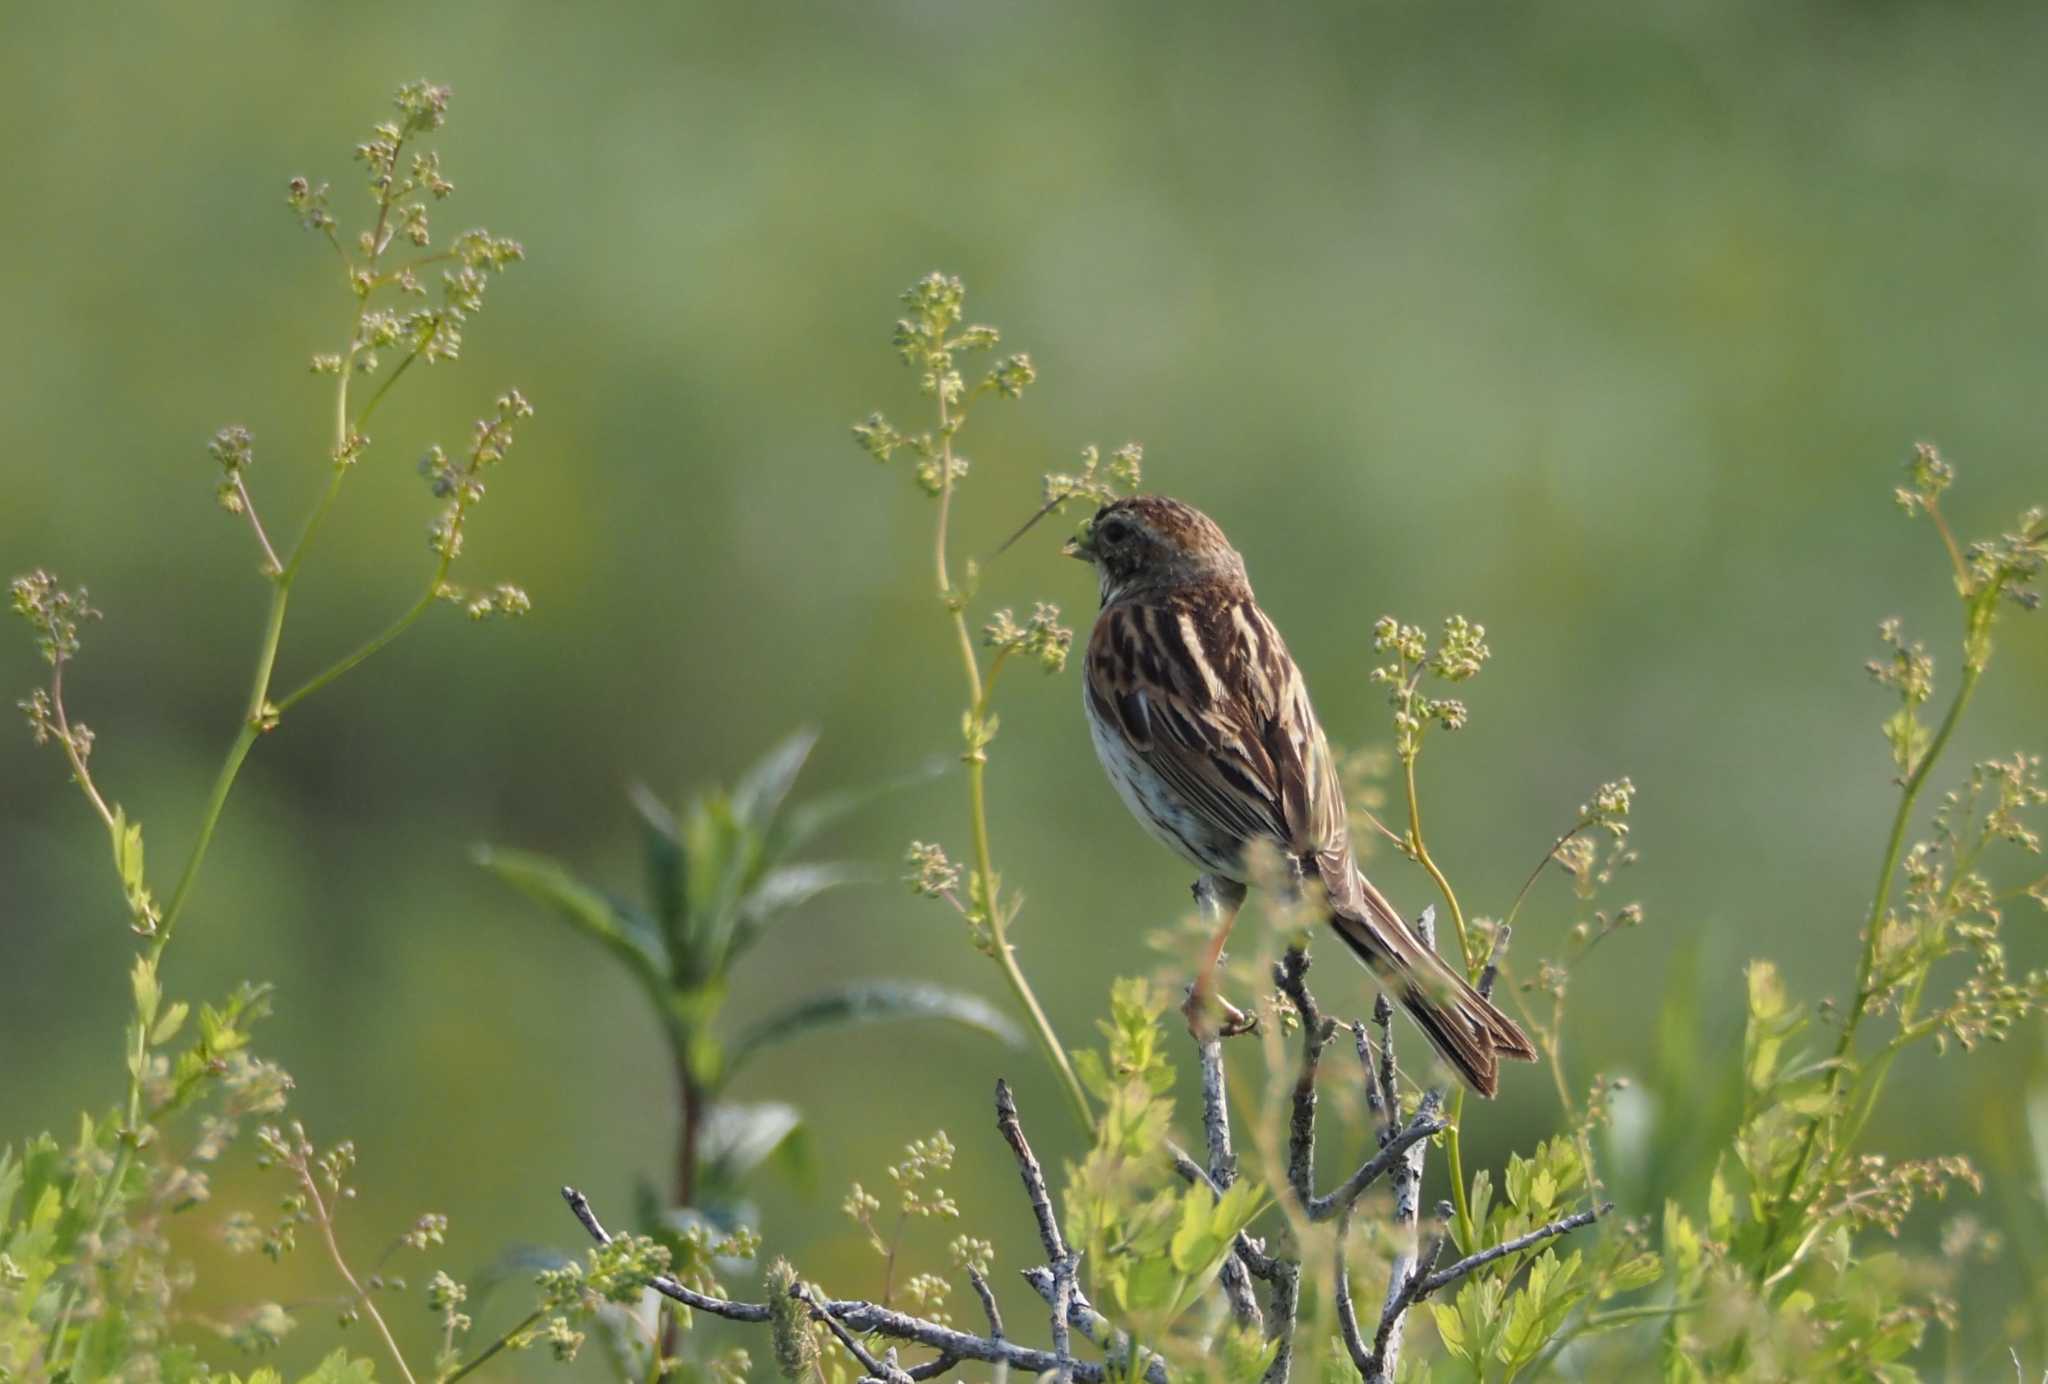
[1182,982,1259,1040]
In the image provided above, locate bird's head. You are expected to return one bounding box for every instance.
[1063,495,1246,603]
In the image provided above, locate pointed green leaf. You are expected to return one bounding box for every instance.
[628,781,687,941]
[731,726,819,831]
[130,955,160,1030]
[725,981,1022,1074]
[1433,1300,1472,1363]
[698,1102,801,1181]
[697,1102,813,1198]
[151,1001,190,1046]
[740,863,872,923]
[726,862,874,962]
[473,845,670,986]
[676,793,756,983]
[771,754,950,855]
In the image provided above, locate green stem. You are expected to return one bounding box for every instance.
[277,584,440,713]
[1402,753,1473,971]
[1399,747,1477,1245]
[52,298,374,1368]
[301,1163,419,1384]
[1758,596,1988,1278]
[441,1309,545,1383]
[931,387,1091,1132]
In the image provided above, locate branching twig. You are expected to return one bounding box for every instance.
[565,1083,1170,1382]
[1050,1251,1079,1384]
[1198,1031,1237,1190]
[1275,946,1335,1210]
[1412,1203,1610,1301]
[1367,986,1428,1384]
[1270,947,1446,1222]
[1477,923,1512,1002]
[1366,1216,1449,1383]
[1312,1103,1443,1223]
[1021,1271,1170,1384]
[1191,1025,1265,1331]
[994,1078,1069,1263]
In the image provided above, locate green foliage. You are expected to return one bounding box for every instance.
[1065,979,1267,1345]
[1629,454,2047,1380]
[478,726,1020,1377]
[856,271,1146,1131]
[9,71,2048,1379]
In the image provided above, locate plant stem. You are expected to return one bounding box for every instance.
[300,1165,419,1384]
[1759,592,1988,1276]
[49,659,115,830]
[1402,755,1472,971]
[277,584,439,713]
[932,388,1091,1132]
[443,1309,545,1383]
[1398,749,1476,1246]
[52,297,374,1367]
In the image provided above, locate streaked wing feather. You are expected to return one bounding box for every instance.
[1088,595,1335,862]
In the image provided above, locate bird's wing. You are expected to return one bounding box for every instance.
[1087,592,1349,879]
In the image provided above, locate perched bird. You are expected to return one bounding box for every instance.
[1065,495,1536,1096]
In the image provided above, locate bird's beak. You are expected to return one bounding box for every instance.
[1061,535,1091,562]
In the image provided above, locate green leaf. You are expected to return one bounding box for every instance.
[628,781,686,942]
[770,754,950,855]
[739,863,871,923]
[731,726,819,831]
[1663,1201,1704,1294]
[724,981,1022,1075]
[676,793,756,982]
[1498,1250,1586,1371]
[697,1102,810,1195]
[130,955,160,1030]
[151,1001,189,1046]
[298,1350,378,1383]
[1433,1300,1472,1363]
[1598,1251,1663,1299]
[726,862,873,963]
[473,844,670,987]
[1707,1162,1735,1243]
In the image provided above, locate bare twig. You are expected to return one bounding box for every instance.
[1311,1102,1444,1223]
[1274,946,1336,1210]
[1414,1204,1610,1300]
[1333,1209,1371,1377]
[1477,923,1512,1002]
[808,1287,894,1378]
[968,1266,1004,1342]
[1198,1031,1237,1189]
[1022,1270,1170,1384]
[565,1083,1168,1382]
[1189,1029,1266,1331]
[1366,1219,1449,1382]
[1261,1246,1301,1384]
[1367,974,1429,1384]
[1050,1251,1079,1384]
[905,1350,960,1381]
[995,1078,1069,1261]
[561,1188,770,1323]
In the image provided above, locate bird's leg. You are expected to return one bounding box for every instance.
[1183,873,1257,1038]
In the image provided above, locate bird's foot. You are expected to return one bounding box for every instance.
[1182,980,1259,1040]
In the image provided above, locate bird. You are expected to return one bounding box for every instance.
[1063,494,1536,1097]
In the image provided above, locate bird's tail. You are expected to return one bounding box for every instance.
[1325,875,1537,1099]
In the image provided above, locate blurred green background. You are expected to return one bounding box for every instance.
[5,0,2047,1374]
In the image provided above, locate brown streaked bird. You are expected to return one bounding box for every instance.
[1064,495,1537,1097]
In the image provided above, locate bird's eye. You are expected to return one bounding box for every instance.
[1097,518,1132,545]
